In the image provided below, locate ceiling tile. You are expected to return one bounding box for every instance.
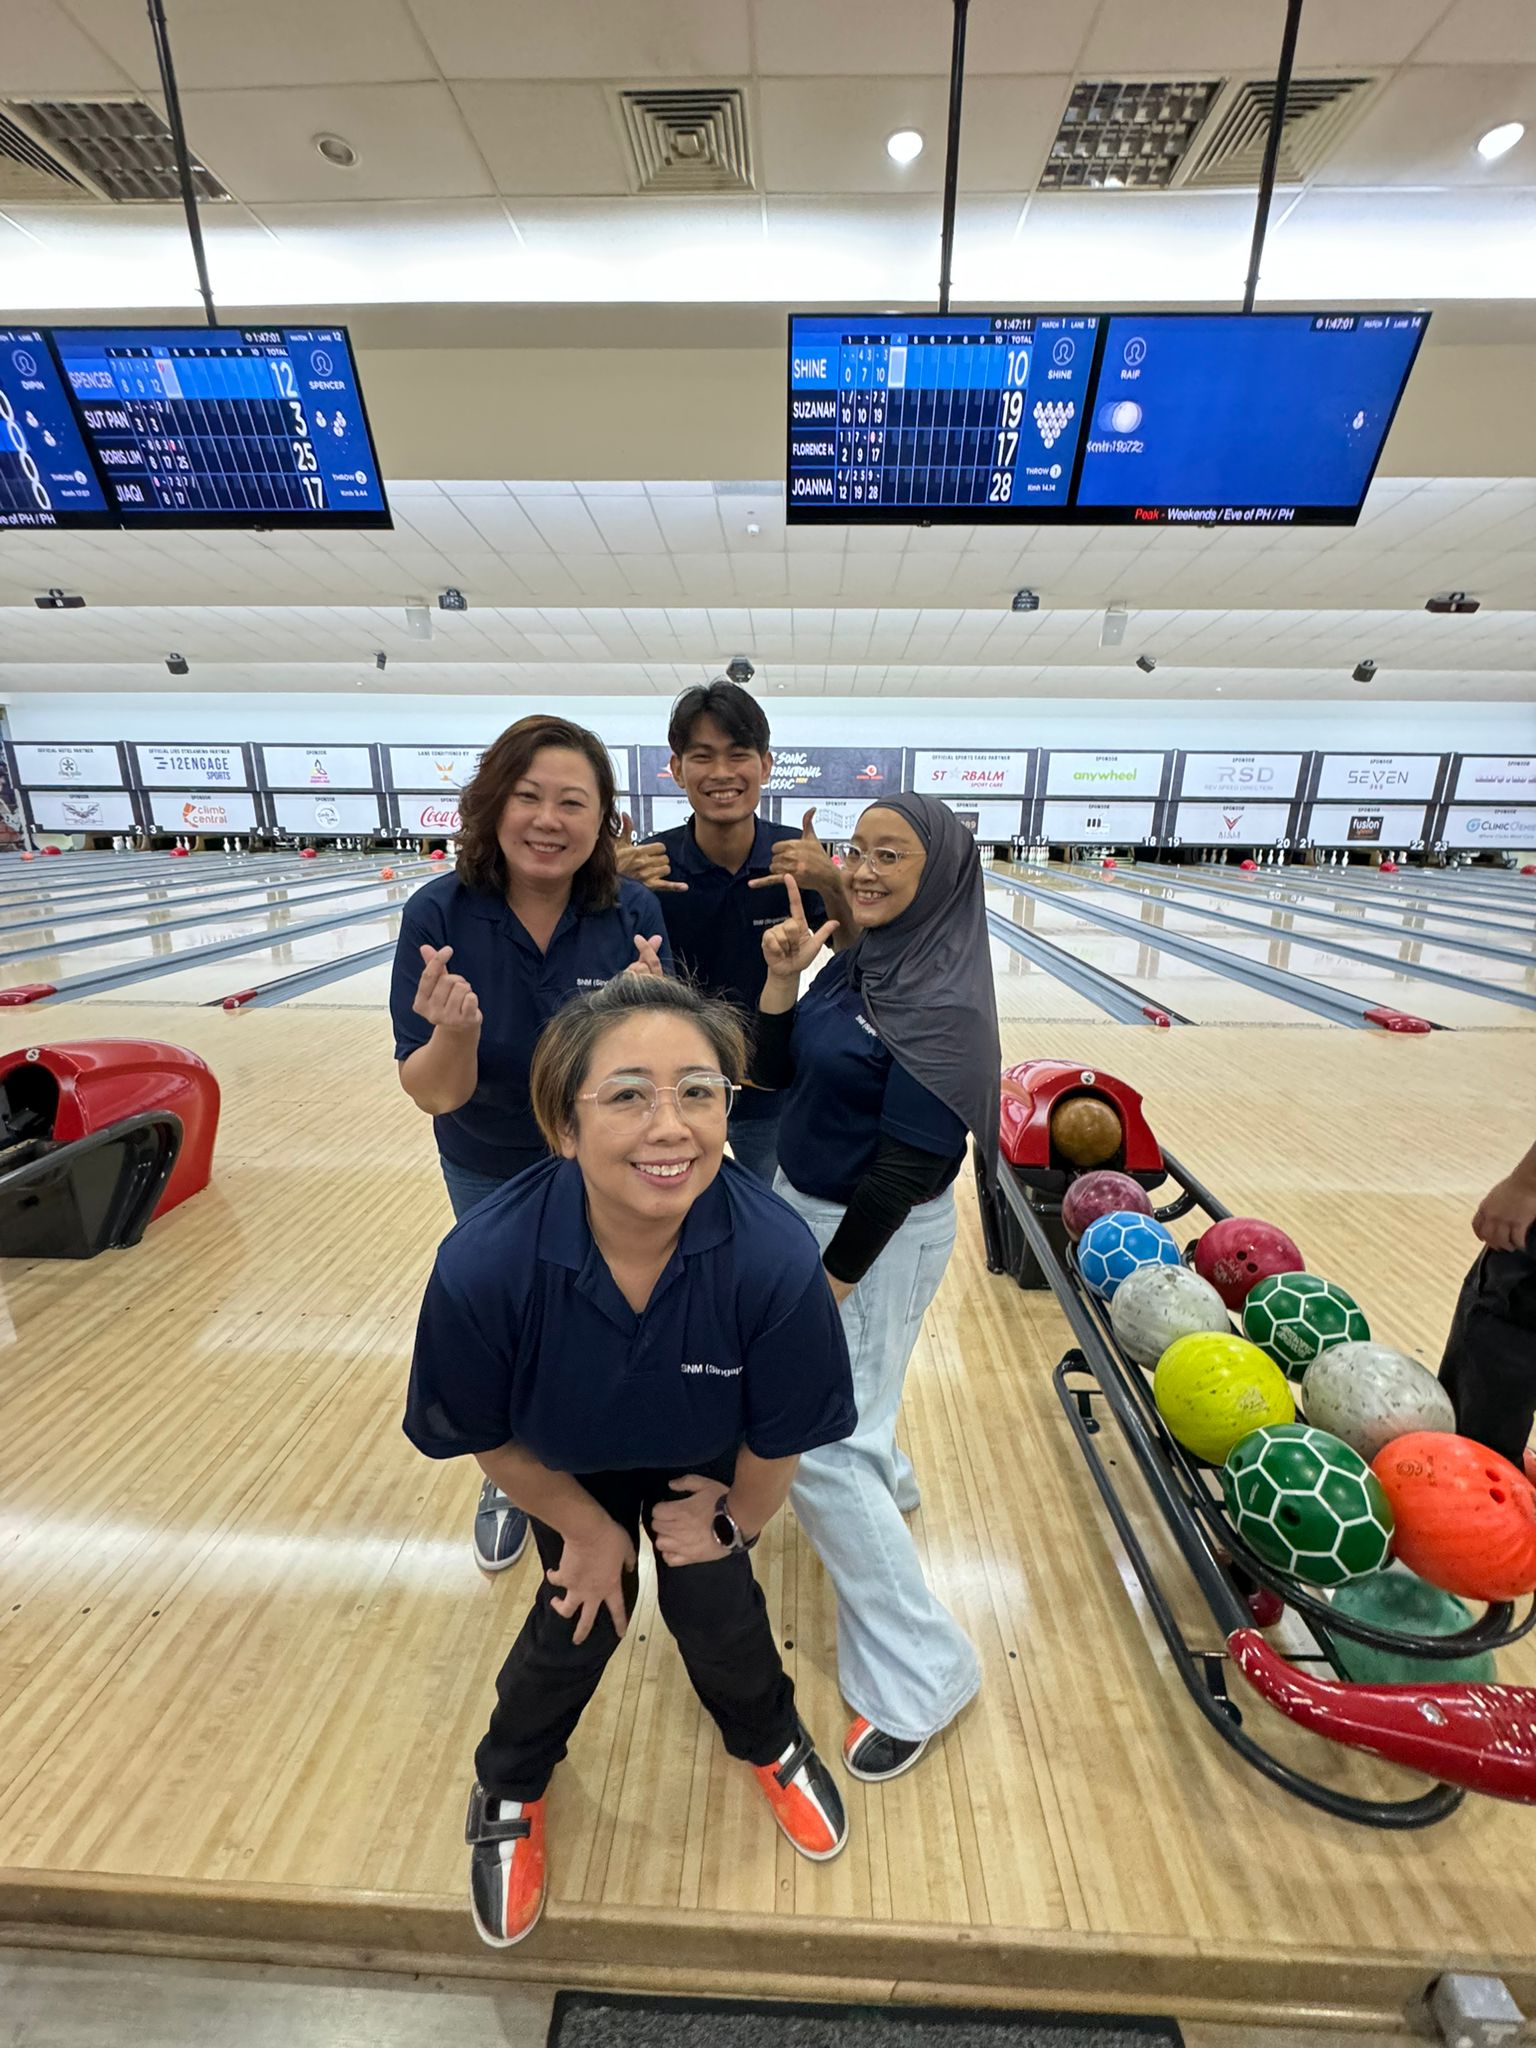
[751,0,1089,77]
[61,0,434,89]
[453,82,632,196]
[409,0,751,80]
[1415,0,1536,65]
[180,83,493,204]
[1312,66,1536,185]
[2,0,137,93]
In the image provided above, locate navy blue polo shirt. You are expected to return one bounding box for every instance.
[776,953,968,1206]
[403,1156,856,1474]
[390,872,673,1178]
[653,816,828,1124]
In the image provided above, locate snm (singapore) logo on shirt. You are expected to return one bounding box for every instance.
[680,1361,743,1377]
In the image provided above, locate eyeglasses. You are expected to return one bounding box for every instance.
[577,1072,737,1124]
[833,842,916,874]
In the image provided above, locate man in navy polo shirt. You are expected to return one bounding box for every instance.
[617,679,853,1184]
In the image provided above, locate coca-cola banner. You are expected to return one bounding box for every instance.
[637,745,903,802]
[13,742,125,787]
[399,795,461,835]
[1178,753,1302,800]
[910,750,1031,796]
[148,790,258,832]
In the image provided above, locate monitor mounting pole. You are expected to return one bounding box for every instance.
[1241,0,1305,313]
[936,0,970,313]
[145,0,218,326]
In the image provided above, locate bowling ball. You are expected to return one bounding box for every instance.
[1110,1264,1230,1367]
[1078,1211,1181,1301]
[1224,1424,1393,1587]
[1327,1566,1495,1685]
[1301,1341,1454,1463]
[1061,1170,1151,1242]
[1242,1271,1369,1379]
[299,847,318,860]
[1051,1094,1123,1168]
[1154,1332,1294,1464]
[380,866,396,880]
[1240,858,1258,871]
[430,848,447,861]
[1193,1216,1305,1310]
[1527,1448,1536,1486]
[1371,1433,1536,1602]
[42,844,61,856]
[1380,860,1398,873]
[1101,857,1117,871]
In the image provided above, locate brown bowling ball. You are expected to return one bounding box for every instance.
[1051,1094,1124,1168]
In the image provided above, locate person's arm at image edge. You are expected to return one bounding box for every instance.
[1475,1141,1536,1253]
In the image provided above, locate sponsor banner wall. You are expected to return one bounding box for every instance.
[261,744,374,789]
[939,798,1025,838]
[1306,803,1427,847]
[1173,800,1293,843]
[1455,756,1536,800]
[135,742,246,788]
[31,789,138,832]
[1045,750,1166,799]
[764,796,867,839]
[910,749,1032,796]
[386,745,482,791]
[1314,753,1442,800]
[149,790,258,833]
[273,793,386,834]
[398,794,462,835]
[637,744,903,802]
[608,747,631,794]
[646,797,695,834]
[1040,799,1157,843]
[1440,806,1536,849]
[1178,752,1302,799]
[14,742,124,787]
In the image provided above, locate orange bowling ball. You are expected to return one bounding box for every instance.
[1372,1432,1536,1602]
[380,866,396,880]
[1051,1093,1123,1168]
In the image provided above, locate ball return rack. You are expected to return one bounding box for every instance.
[977,1129,1536,1828]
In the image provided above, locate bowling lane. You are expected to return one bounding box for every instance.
[0,867,424,956]
[69,904,408,1006]
[1031,873,1535,1027]
[984,880,1312,1025]
[1150,865,1536,947]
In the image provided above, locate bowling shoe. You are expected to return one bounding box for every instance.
[751,1723,847,1859]
[473,1477,531,1572]
[465,1783,546,1947]
[843,1716,929,1782]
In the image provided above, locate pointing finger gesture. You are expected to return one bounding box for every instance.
[761,873,837,980]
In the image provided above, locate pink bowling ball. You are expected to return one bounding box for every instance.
[1240,858,1258,871]
[1062,1170,1154,1243]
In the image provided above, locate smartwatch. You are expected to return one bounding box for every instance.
[712,1492,759,1553]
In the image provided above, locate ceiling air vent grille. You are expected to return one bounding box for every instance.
[0,99,230,203]
[1181,76,1377,186]
[1040,78,1224,189]
[617,86,754,194]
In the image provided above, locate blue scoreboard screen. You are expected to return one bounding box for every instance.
[48,324,390,529]
[0,328,114,530]
[788,314,1100,515]
[786,310,1428,527]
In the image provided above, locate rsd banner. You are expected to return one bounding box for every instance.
[1173,800,1292,843]
[1440,806,1536,849]
[1315,754,1441,800]
[13,741,125,787]
[262,744,374,790]
[1045,751,1166,799]
[30,789,137,832]
[1307,804,1427,847]
[910,750,1031,796]
[636,745,902,802]
[1040,800,1156,843]
[135,742,245,788]
[148,790,258,833]
[1178,752,1301,800]
[1455,757,1536,799]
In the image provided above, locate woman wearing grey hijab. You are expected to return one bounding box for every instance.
[752,792,1000,1781]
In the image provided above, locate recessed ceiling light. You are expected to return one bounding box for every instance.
[314,133,358,168]
[1476,121,1524,161]
[886,129,924,165]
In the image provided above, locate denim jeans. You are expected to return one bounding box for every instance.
[440,1156,530,1223]
[776,1174,981,1742]
[727,1109,782,1187]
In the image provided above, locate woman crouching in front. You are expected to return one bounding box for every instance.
[403,973,856,1948]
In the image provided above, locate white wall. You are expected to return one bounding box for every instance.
[7,692,1534,756]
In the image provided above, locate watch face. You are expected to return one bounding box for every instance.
[712,1510,737,1549]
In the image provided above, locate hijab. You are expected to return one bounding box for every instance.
[850,792,1001,1187]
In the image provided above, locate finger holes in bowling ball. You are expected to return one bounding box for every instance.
[1279,1506,1302,1528]
[1490,1488,1506,1505]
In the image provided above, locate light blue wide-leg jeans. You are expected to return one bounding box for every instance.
[776,1173,981,1743]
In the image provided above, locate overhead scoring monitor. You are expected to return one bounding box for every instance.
[0,328,115,530]
[785,310,1429,527]
[47,325,391,529]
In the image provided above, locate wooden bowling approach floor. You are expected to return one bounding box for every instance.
[2,998,1534,2022]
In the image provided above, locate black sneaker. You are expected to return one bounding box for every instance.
[473,1478,530,1572]
[843,1716,929,1782]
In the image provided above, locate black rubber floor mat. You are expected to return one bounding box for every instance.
[548,1992,1184,2048]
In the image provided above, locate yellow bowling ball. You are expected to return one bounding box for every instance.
[1153,1331,1295,1465]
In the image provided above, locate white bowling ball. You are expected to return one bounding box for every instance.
[1109,1263,1231,1368]
[1301,1340,1456,1463]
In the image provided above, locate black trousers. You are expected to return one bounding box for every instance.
[1438,1229,1536,1469]
[474,1456,798,1802]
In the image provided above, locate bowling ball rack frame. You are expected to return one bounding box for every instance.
[979,1148,1536,1827]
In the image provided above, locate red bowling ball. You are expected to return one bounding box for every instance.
[1240,858,1258,871]
[1372,1432,1536,1602]
[1192,1215,1304,1309]
[1061,1170,1153,1242]
[1380,860,1398,873]
[299,847,318,860]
